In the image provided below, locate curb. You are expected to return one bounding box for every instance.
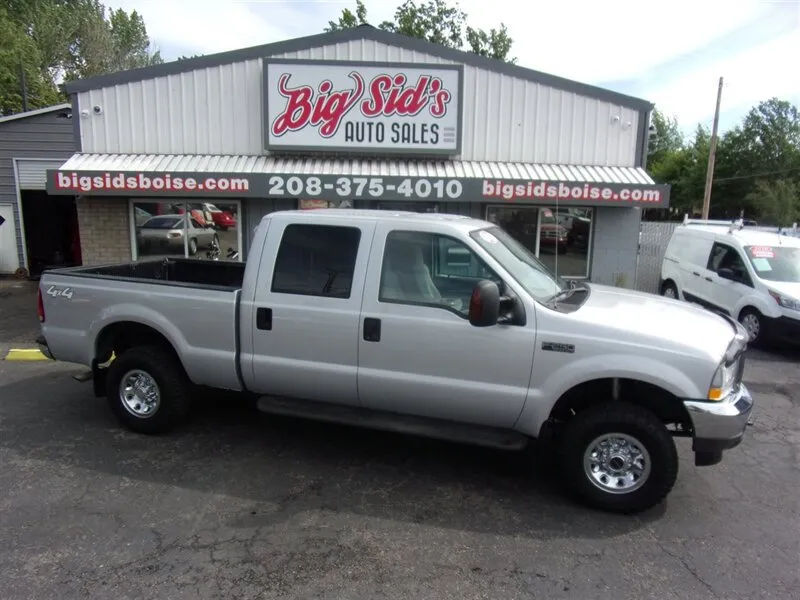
[4,348,49,361]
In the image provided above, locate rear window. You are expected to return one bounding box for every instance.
[143,216,182,229]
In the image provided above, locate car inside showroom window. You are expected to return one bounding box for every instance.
[131,200,242,261]
[485,205,592,279]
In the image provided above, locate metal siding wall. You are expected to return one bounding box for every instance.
[588,207,641,288]
[16,159,67,190]
[77,40,637,165]
[0,111,76,271]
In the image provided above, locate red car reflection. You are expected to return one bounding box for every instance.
[201,203,238,231]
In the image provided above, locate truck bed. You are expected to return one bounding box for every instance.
[48,258,246,290]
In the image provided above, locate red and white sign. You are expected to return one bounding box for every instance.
[264,60,462,155]
[749,245,775,258]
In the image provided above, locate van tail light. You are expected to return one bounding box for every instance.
[37,288,45,323]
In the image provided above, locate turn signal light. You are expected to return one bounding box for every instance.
[707,388,723,401]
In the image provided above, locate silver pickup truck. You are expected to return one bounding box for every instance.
[37,209,754,514]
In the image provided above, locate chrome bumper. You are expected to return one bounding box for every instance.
[683,384,754,464]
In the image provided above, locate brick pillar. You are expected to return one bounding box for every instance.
[75,197,132,265]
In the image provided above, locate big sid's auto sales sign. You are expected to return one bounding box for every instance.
[263,59,463,155]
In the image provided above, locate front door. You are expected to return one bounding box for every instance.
[357,222,535,429]
[706,241,754,314]
[248,217,376,406]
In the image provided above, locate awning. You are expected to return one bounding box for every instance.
[47,153,669,208]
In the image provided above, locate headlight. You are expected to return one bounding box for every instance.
[708,361,736,400]
[709,333,747,400]
[769,290,800,311]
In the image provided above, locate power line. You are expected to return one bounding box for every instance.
[715,166,800,183]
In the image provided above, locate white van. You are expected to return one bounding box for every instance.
[660,218,800,345]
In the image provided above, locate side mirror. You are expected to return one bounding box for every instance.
[469,280,500,327]
[717,267,738,282]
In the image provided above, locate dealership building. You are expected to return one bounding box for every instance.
[44,24,669,284]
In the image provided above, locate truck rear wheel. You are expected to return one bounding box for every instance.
[558,402,678,514]
[105,345,192,434]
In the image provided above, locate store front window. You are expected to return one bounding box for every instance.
[486,205,592,278]
[131,200,242,261]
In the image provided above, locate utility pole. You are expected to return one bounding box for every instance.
[701,76,723,219]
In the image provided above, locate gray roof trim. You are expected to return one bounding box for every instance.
[64,25,653,112]
[0,103,71,124]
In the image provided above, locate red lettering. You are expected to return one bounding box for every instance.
[361,74,393,117]
[271,72,364,139]
[428,78,451,118]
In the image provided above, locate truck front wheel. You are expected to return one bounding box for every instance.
[558,402,678,514]
[105,345,192,435]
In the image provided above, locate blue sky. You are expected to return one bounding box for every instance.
[110,0,799,139]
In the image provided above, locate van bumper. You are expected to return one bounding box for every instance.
[683,383,754,467]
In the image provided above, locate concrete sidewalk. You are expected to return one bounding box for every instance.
[0,278,45,360]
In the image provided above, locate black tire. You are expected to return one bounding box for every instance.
[105,345,192,435]
[558,402,678,514]
[738,307,766,346]
[188,238,198,255]
[661,280,679,299]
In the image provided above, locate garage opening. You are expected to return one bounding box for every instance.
[21,190,82,277]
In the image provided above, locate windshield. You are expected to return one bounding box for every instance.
[470,226,565,301]
[745,245,800,282]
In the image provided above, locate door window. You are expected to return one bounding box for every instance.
[379,230,501,317]
[707,242,752,285]
[271,224,361,298]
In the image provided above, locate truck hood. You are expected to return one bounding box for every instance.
[571,284,736,360]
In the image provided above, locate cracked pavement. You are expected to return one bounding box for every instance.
[1,346,799,599]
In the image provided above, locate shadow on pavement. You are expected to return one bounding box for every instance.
[0,367,665,541]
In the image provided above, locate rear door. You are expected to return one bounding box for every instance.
[356,222,534,429]
[248,216,376,406]
[680,234,715,305]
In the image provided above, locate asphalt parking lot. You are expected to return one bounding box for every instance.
[1,341,799,600]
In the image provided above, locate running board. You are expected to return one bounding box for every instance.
[256,396,530,451]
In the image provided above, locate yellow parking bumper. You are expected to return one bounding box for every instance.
[4,348,49,361]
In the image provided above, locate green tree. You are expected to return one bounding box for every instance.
[713,98,800,219]
[0,5,61,114]
[647,109,684,166]
[744,179,799,226]
[1,0,162,114]
[325,0,516,63]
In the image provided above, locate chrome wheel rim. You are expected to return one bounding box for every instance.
[583,433,651,494]
[741,313,760,341]
[663,286,676,299]
[119,369,161,418]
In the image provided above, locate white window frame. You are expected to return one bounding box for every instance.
[484,204,594,279]
[129,198,243,262]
